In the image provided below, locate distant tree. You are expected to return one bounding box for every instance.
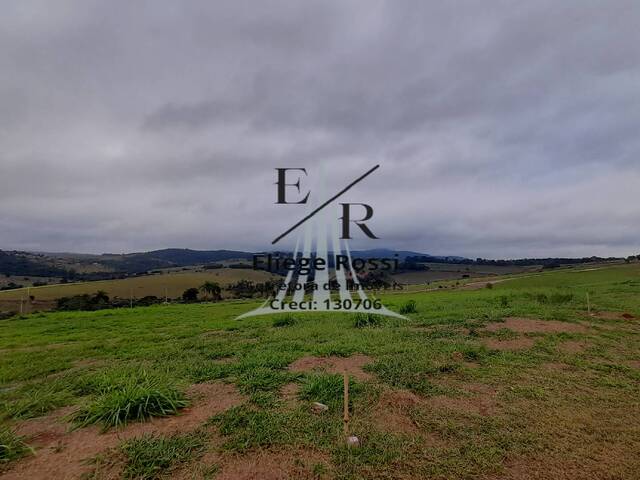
[94,290,110,303]
[182,287,199,302]
[199,281,222,301]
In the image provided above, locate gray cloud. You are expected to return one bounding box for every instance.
[1,0,639,257]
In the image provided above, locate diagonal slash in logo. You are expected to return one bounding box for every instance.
[272,164,380,245]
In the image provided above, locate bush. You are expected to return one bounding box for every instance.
[399,300,417,314]
[181,288,199,302]
[56,291,110,311]
[0,311,17,320]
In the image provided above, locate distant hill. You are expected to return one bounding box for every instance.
[1,247,629,283]
[350,249,466,261]
[99,248,254,273]
[0,250,69,277]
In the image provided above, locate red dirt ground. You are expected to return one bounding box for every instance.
[429,383,499,416]
[1,383,244,480]
[288,354,374,380]
[482,337,536,351]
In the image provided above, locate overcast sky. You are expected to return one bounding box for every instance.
[1,1,639,258]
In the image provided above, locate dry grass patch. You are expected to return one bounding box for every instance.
[288,354,373,381]
[213,447,331,480]
[482,337,536,351]
[484,317,588,334]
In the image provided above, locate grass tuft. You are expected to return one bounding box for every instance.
[399,300,418,314]
[298,373,363,410]
[120,431,206,479]
[0,426,31,463]
[3,382,74,419]
[353,313,383,328]
[272,315,297,328]
[72,370,188,429]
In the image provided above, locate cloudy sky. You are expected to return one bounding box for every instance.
[1,0,639,258]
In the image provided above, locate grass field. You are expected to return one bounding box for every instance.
[0,269,279,312]
[0,264,639,479]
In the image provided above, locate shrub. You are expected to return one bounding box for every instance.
[399,300,417,314]
[181,288,199,302]
[56,291,111,311]
[0,311,17,320]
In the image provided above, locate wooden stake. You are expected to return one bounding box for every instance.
[343,372,349,436]
[587,292,591,315]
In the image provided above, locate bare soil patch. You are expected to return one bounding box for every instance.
[487,450,639,480]
[429,383,498,416]
[279,382,300,406]
[371,389,422,434]
[542,362,571,372]
[214,448,331,480]
[594,311,636,321]
[559,340,587,354]
[288,354,373,380]
[2,383,244,480]
[482,337,536,351]
[484,317,588,334]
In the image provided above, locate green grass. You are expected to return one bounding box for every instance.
[119,431,207,479]
[0,263,639,477]
[399,300,418,314]
[0,426,31,463]
[298,373,364,410]
[71,369,188,429]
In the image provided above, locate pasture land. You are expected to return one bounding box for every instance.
[0,269,279,312]
[0,264,639,479]
[392,262,537,285]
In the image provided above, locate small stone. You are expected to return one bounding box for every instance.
[311,402,329,413]
[346,435,360,447]
[452,351,464,361]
